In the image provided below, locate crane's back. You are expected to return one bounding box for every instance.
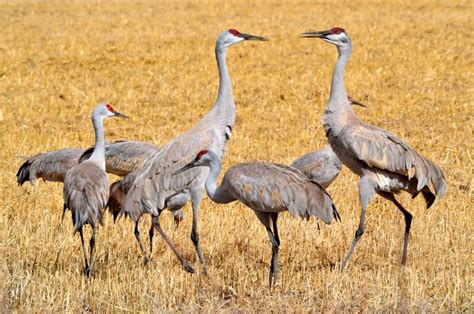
[222,162,339,224]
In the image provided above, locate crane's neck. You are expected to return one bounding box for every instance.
[88,115,106,170]
[206,45,236,126]
[203,155,222,202]
[201,153,235,204]
[327,45,352,113]
[322,44,356,135]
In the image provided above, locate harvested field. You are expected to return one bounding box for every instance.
[0,1,472,311]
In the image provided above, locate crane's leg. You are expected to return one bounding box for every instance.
[270,213,280,287]
[340,177,375,271]
[151,215,194,273]
[190,190,207,276]
[79,227,90,277]
[147,219,154,264]
[255,212,280,288]
[134,220,148,264]
[61,204,67,223]
[87,226,96,277]
[378,192,413,265]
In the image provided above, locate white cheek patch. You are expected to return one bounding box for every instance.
[327,33,347,42]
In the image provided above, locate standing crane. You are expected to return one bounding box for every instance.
[80,140,184,263]
[125,29,268,274]
[290,96,366,188]
[174,150,340,287]
[63,103,128,276]
[301,27,447,270]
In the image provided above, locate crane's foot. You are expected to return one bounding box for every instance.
[143,256,151,265]
[182,263,195,274]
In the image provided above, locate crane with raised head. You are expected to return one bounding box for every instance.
[174,150,340,287]
[301,27,447,270]
[290,96,366,188]
[125,29,268,274]
[63,103,128,276]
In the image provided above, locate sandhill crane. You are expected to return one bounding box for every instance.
[17,148,84,186]
[291,96,366,187]
[125,29,268,274]
[63,103,128,276]
[80,140,184,263]
[174,150,340,287]
[301,27,447,270]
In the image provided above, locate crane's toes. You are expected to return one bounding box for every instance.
[182,263,195,274]
[143,256,151,265]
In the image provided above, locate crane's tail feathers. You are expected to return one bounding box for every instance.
[78,147,94,163]
[16,159,33,186]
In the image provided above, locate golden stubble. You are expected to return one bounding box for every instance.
[1,1,472,312]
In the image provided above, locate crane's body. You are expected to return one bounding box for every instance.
[290,97,366,188]
[301,27,446,270]
[63,103,128,276]
[82,139,186,263]
[17,148,84,186]
[125,29,267,274]
[175,150,339,287]
[290,146,341,188]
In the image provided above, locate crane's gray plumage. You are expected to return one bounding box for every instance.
[81,139,184,263]
[175,150,339,287]
[64,162,109,231]
[290,96,366,188]
[124,29,268,274]
[79,140,159,176]
[290,145,342,188]
[63,103,128,276]
[302,27,447,270]
[17,148,84,186]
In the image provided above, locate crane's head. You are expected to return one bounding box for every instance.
[217,29,268,49]
[173,150,216,175]
[348,95,367,108]
[93,103,129,120]
[301,27,351,51]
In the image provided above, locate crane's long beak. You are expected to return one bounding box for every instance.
[113,110,129,119]
[239,33,269,41]
[350,99,367,108]
[300,30,331,39]
[173,160,198,176]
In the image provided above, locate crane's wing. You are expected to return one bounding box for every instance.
[63,162,109,231]
[125,129,219,219]
[17,148,84,185]
[224,162,339,224]
[79,140,159,176]
[342,122,446,196]
[290,145,341,187]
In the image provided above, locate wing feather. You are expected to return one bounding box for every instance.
[224,163,338,224]
[63,162,109,230]
[17,148,83,185]
[343,123,446,197]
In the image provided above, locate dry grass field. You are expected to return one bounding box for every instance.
[1,0,472,312]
